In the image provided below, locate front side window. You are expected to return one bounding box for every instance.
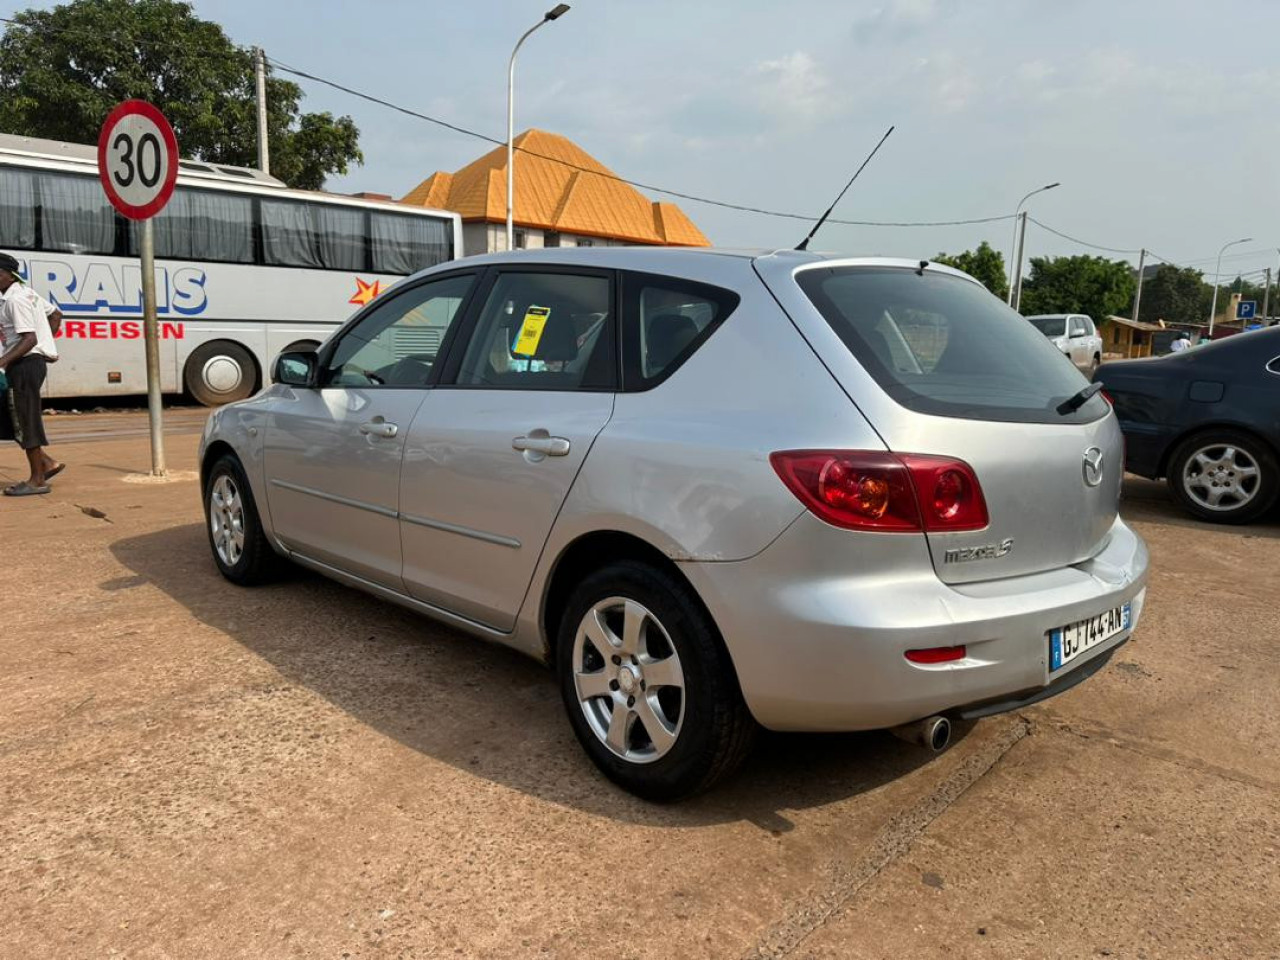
[454,271,614,390]
[1069,316,1089,337]
[622,272,739,389]
[325,273,475,387]
[797,266,1107,424]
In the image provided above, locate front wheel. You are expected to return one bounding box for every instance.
[203,455,286,584]
[1167,431,1279,524]
[556,560,756,801]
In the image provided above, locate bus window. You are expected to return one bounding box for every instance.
[315,204,365,271]
[39,173,115,255]
[147,188,254,263]
[371,213,452,275]
[261,200,321,268]
[0,168,36,249]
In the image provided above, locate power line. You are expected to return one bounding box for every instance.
[268,57,1014,229]
[1026,216,1141,255]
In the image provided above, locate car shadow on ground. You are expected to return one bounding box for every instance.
[111,523,963,829]
[1121,475,1280,538]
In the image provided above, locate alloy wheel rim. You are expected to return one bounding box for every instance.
[209,474,246,566]
[1182,443,1260,512]
[572,597,685,764]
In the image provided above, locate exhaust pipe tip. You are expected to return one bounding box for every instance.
[890,715,952,753]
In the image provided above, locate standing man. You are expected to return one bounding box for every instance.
[0,252,63,495]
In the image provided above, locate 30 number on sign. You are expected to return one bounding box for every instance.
[97,100,179,220]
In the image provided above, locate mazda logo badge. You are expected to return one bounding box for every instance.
[1083,447,1104,487]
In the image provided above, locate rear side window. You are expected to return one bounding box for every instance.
[622,272,739,389]
[797,266,1107,424]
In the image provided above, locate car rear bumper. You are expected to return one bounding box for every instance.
[681,514,1149,732]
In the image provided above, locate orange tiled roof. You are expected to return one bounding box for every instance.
[400,129,709,247]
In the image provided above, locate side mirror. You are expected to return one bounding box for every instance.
[273,351,317,387]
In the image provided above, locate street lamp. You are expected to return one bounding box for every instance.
[1207,237,1253,336]
[507,4,570,251]
[1007,182,1060,308]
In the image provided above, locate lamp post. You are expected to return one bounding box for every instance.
[507,4,570,251]
[1207,237,1252,337]
[1007,182,1060,308]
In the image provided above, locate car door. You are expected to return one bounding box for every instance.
[398,266,617,631]
[263,272,478,589]
[1068,316,1090,366]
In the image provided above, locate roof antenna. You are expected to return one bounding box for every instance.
[796,125,895,252]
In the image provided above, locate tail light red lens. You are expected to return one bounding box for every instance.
[769,451,920,531]
[905,645,967,664]
[770,451,989,533]
[897,455,989,531]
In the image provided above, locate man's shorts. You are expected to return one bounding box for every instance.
[0,355,49,450]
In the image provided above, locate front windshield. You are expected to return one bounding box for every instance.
[1027,316,1067,337]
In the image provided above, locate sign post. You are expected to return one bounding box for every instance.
[97,100,179,478]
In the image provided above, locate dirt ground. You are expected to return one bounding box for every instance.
[1,411,1277,960]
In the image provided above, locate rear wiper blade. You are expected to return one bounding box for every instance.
[1056,382,1104,416]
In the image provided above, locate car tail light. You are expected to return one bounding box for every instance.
[897,455,989,531]
[770,451,989,533]
[905,645,967,664]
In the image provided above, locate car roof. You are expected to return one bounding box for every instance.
[426,247,981,287]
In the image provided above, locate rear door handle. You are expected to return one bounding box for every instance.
[359,418,399,439]
[512,435,570,457]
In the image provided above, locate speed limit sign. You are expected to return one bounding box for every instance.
[97,100,179,220]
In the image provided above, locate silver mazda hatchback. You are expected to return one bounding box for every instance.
[199,248,1148,800]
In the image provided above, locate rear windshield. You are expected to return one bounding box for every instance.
[796,266,1107,424]
[1027,316,1067,336]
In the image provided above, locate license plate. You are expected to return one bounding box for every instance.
[1048,602,1131,672]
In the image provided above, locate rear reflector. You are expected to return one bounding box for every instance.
[770,450,989,533]
[905,645,967,664]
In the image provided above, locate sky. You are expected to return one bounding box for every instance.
[9,0,1280,281]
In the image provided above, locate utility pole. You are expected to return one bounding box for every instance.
[1262,267,1272,330]
[1011,211,1029,312]
[1132,248,1146,323]
[254,47,270,175]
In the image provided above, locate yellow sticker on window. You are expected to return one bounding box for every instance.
[512,305,551,357]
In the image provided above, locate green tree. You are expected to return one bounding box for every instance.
[1019,254,1136,322]
[932,241,1008,301]
[1137,264,1210,325]
[0,0,362,189]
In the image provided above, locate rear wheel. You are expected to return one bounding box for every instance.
[1167,430,1279,524]
[203,454,285,584]
[556,560,755,801]
[185,340,258,406]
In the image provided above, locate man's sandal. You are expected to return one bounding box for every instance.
[3,481,51,496]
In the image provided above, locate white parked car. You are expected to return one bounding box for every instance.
[1027,314,1104,372]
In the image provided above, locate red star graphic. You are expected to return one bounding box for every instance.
[349,277,383,307]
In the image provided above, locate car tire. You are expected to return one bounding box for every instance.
[555,560,756,801]
[185,340,258,406]
[1167,430,1280,524]
[203,454,286,585]
[1090,353,1101,373]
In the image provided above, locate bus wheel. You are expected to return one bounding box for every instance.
[185,341,258,407]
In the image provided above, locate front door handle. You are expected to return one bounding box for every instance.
[359,418,399,439]
[512,435,570,457]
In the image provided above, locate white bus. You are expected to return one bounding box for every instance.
[0,133,461,405]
